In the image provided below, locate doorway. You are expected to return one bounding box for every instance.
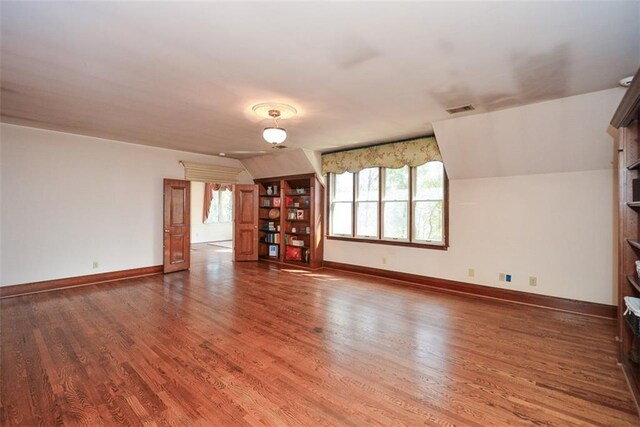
[190,181,233,248]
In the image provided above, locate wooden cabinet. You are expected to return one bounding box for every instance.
[612,67,640,403]
[255,174,324,269]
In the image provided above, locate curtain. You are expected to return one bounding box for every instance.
[181,161,244,183]
[203,183,215,223]
[203,183,234,223]
[321,136,442,175]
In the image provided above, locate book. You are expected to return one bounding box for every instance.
[268,245,278,257]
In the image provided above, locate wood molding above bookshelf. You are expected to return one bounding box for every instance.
[254,174,324,269]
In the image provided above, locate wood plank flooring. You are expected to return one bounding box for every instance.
[1,243,638,426]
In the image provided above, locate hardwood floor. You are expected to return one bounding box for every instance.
[1,244,638,426]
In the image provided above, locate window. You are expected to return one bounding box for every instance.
[413,162,444,242]
[356,168,379,238]
[383,166,409,240]
[328,161,447,248]
[206,189,233,223]
[330,172,353,235]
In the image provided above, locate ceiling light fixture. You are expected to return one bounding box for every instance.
[252,103,297,145]
[263,110,287,144]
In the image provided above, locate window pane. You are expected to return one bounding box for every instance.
[205,191,220,224]
[331,202,353,235]
[333,172,353,202]
[383,201,408,239]
[414,201,443,242]
[206,190,232,223]
[356,202,378,237]
[357,168,379,201]
[414,162,444,200]
[220,190,233,222]
[384,166,409,201]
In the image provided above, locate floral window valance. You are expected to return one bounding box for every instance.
[321,136,442,175]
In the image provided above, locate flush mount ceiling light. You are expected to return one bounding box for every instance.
[252,103,297,145]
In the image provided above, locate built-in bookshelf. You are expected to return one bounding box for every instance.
[254,174,324,269]
[611,66,640,405]
[257,179,282,260]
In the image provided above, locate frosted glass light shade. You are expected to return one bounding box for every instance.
[263,127,287,144]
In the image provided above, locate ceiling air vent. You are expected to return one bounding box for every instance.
[445,104,475,114]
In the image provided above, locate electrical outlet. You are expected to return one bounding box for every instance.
[529,276,537,287]
[382,256,387,265]
[92,261,99,269]
[468,268,475,277]
[499,272,506,281]
[506,274,512,283]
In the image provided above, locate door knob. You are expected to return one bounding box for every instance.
[164,229,170,233]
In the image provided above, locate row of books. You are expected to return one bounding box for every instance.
[264,233,281,244]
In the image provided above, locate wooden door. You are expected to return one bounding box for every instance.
[163,179,191,273]
[234,184,258,261]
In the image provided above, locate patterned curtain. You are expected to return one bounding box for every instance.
[203,183,234,223]
[321,136,442,174]
[203,183,215,223]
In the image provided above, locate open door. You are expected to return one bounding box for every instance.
[163,179,191,273]
[233,184,259,261]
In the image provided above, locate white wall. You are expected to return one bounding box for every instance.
[433,88,624,179]
[190,181,232,244]
[325,89,623,306]
[241,148,318,179]
[326,169,614,305]
[0,124,251,286]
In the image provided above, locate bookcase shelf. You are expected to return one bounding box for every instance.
[628,239,640,250]
[626,275,640,294]
[255,174,324,269]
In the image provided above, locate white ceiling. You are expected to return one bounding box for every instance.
[1,2,639,159]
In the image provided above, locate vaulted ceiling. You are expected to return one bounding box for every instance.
[1,2,639,158]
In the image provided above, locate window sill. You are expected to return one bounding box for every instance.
[326,235,448,251]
